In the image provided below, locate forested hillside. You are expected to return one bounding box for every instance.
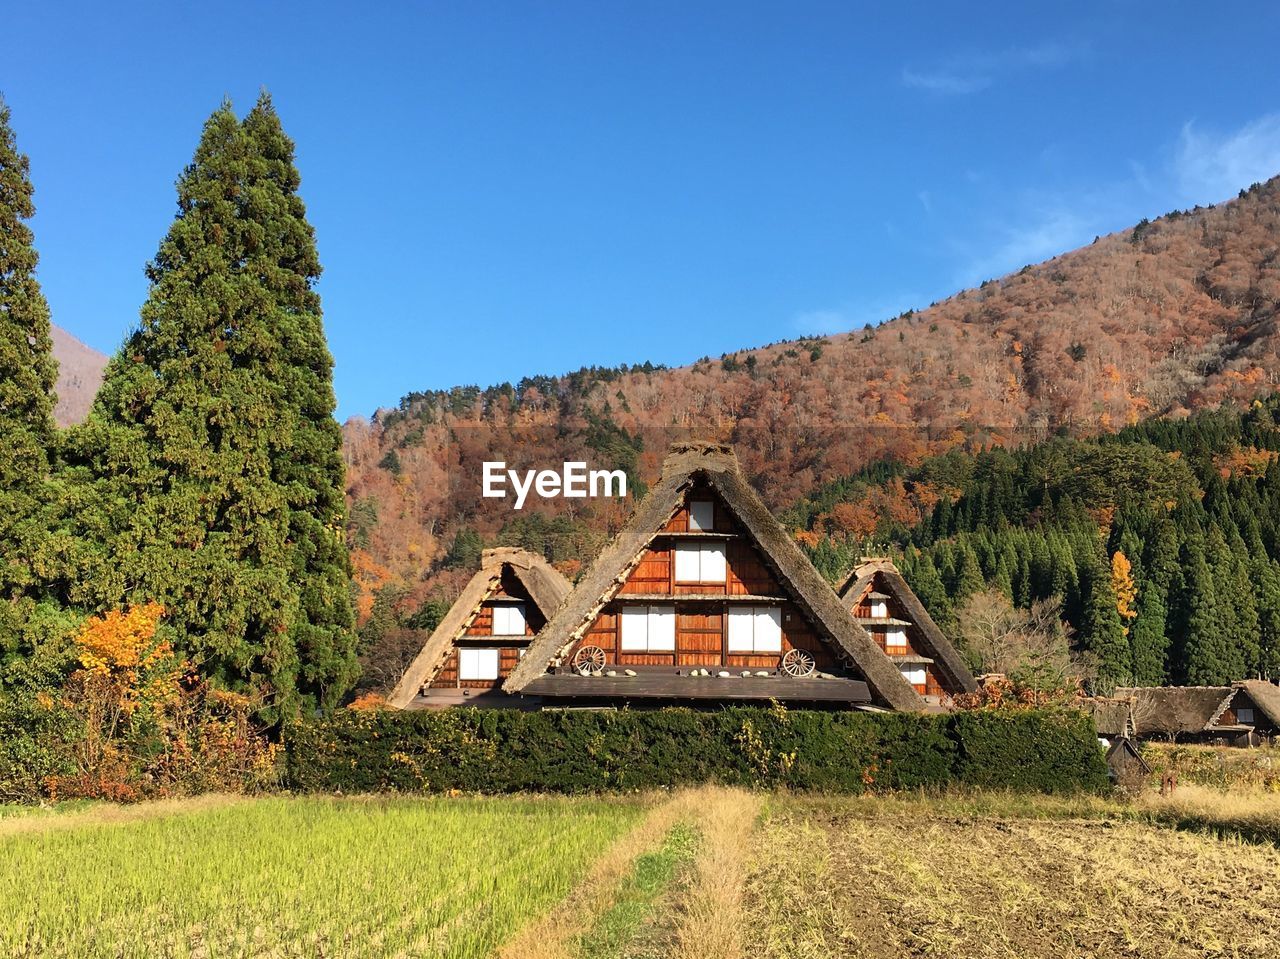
[790,397,1280,689]
[344,178,1280,645]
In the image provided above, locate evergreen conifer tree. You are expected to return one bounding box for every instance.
[1178,540,1227,684]
[1080,563,1130,691]
[953,543,985,598]
[63,95,356,719]
[0,97,59,659]
[906,552,952,630]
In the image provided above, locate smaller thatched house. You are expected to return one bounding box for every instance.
[837,558,977,704]
[1109,682,1280,746]
[387,548,571,709]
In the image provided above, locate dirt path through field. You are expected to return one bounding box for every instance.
[499,786,762,959]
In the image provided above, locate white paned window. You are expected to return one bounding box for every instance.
[727,606,783,653]
[869,598,888,618]
[884,628,908,650]
[1238,707,1255,724]
[620,605,676,652]
[689,500,715,532]
[491,602,527,636]
[674,543,727,583]
[459,648,500,681]
[899,664,926,687]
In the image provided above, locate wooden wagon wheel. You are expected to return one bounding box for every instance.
[781,648,816,678]
[573,645,607,676]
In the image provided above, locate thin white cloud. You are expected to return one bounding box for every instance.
[792,292,926,335]
[949,112,1280,288]
[953,205,1091,288]
[902,68,991,95]
[791,308,849,334]
[902,41,1086,96]
[1175,114,1280,203]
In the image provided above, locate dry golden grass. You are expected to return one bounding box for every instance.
[0,793,249,838]
[745,794,1280,959]
[500,785,762,959]
[668,788,763,959]
[1133,783,1280,841]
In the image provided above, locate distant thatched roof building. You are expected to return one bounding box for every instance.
[1088,698,1136,739]
[1106,682,1280,744]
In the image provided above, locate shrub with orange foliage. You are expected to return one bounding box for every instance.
[40,604,278,802]
[348,692,389,711]
[951,674,1084,712]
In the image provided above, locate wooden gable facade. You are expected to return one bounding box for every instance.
[567,481,850,678]
[428,566,550,692]
[504,443,926,711]
[838,559,977,704]
[387,548,571,710]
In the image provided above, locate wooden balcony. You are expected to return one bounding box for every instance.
[522,671,871,704]
[612,593,786,603]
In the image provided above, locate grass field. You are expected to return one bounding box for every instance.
[3,786,1278,958]
[1,795,644,958]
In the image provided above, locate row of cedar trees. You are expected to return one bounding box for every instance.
[789,403,1280,692]
[0,94,356,725]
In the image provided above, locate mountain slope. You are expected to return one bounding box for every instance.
[50,325,107,426]
[345,177,1280,613]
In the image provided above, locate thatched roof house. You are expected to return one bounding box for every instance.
[1110,682,1280,745]
[505,442,925,711]
[388,548,571,709]
[837,558,977,703]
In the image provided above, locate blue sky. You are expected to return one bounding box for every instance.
[8,2,1280,420]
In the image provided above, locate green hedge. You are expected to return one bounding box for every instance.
[285,707,1108,795]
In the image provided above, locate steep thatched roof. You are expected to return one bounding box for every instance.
[387,548,571,708]
[504,442,925,711]
[1112,686,1236,737]
[1234,680,1280,728]
[838,559,978,694]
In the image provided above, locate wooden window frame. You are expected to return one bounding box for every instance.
[673,542,727,585]
[688,500,715,532]
[491,601,527,636]
[726,605,783,654]
[458,647,501,681]
[898,663,927,687]
[619,605,676,653]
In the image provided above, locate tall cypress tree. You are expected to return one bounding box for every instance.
[0,96,59,658]
[1177,540,1227,685]
[1080,562,1130,692]
[65,95,356,719]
